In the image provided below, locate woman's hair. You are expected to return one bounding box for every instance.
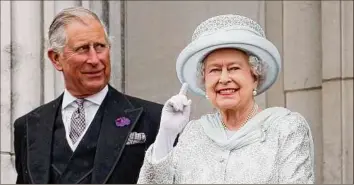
[196,48,268,91]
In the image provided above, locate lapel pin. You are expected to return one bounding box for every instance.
[115,117,131,127]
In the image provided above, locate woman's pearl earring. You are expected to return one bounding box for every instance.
[205,95,209,99]
[252,89,257,96]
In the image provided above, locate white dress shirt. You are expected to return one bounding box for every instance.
[61,85,108,151]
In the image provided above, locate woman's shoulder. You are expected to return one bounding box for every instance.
[176,115,212,146]
[183,115,208,132]
[180,112,218,136]
[264,107,311,136]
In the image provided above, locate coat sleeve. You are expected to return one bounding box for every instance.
[14,116,26,184]
[137,143,175,184]
[278,113,315,184]
[137,121,194,184]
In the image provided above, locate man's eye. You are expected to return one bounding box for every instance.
[96,44,105,48]
[209,68,220,73]
[76,46,89,53]
[94,44,107,52]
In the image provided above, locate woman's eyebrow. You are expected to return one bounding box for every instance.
[205,60,243,68]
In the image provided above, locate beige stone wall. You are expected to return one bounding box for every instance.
[1,0,352,184]
[321,1,353,183]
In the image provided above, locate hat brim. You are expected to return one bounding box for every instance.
[176,29,281,96]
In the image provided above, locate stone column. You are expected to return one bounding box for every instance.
[1,1,16,183]
[322,0,353,183]
[283,1,323,183]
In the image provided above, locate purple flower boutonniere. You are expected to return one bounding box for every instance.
[115,117,131,127]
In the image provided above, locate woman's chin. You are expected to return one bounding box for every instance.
[215,101,239,110]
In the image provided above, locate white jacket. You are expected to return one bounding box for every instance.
[138,107,315,184]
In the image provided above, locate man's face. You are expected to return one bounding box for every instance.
[49,17,111,97]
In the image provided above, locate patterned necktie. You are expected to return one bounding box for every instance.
[69,99,86,144]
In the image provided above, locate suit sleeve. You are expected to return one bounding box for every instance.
[278,113,315,184]
[14,117,26,184]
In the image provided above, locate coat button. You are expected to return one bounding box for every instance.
[219,157,225,163]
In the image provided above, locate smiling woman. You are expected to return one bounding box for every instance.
[138,14,316,184]
[203,49,258,127]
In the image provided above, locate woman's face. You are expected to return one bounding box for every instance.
[203,48,258,111]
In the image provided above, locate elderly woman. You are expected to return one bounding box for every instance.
[138,14,315,184]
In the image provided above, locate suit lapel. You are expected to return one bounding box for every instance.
[27,95,63,184]
[92,86,143,184]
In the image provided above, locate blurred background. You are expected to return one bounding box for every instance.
[0,0,353,184]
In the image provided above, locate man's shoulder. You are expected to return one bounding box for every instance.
[123,94,163,124]
[108,85,163,109]
[125,94,163,111]
[14,96,62,126]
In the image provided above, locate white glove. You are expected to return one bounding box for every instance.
[152,83,192,161]
[160,83,192,135]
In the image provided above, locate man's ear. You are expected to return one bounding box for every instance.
[48,48,63,71]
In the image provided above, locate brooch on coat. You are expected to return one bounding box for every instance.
[115,117,131,127]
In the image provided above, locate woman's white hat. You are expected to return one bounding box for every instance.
[176,14,281,96]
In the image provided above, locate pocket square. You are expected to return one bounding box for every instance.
[126,132,146,145]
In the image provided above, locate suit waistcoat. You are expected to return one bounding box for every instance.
[49,105,104,184]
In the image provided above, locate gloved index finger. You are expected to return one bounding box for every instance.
[179,83,189,95]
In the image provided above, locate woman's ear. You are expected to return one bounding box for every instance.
[250,68,259,89]
[253,79,259,90]
[47,49,63,71]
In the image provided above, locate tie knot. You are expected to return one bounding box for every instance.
[75,99,85,107]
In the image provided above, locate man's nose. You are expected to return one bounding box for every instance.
[87,46,100,64]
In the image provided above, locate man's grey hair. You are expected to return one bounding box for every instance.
[48,6,111,53]
[196,49,268,91]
